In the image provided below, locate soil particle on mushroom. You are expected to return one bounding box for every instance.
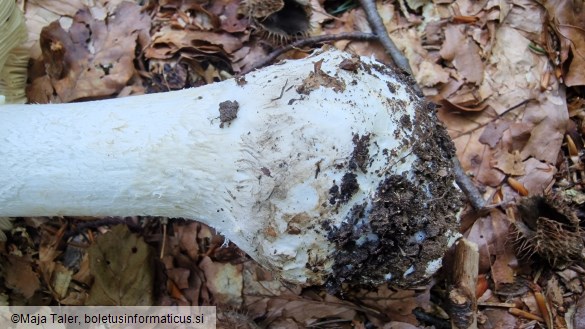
[400,114,413,131]
[339,173,359,203]
[218,100,239,128]
[349,134,371,173]
[328,173,360,206]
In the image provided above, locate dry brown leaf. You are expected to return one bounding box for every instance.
[51,262,73,300]
[146,28,242,59]
[416,61,450,87]
[478,121,511,148]
[440,96,489,112]
[500,158,556,199]
[357,285,431,325]
[38,223,70,302]
[456,0,490,16]
[452,36,484,84]
[517,94,567,164]
[208,0,249,33]
[241,261,357,326]
[199,256,243,307]
[268,297,356,327]
[71,252,91,287]
[59,290,88,306]
[174,221,200,261]
[383,322,420,329]
[545,276,564,309]
[465,209,514,277]
[436,78,465,100]
[434,1,566,195]
[440,25,465,61]
[183,265,206,306]
[144,23,242,84]
[500,122,533,155]
[86,225,155,306]
[493,150,525,176]
[4,254,40,299]
[308,0,331,27]
[575,291,585,329]
[439,20,485,85]
[439,107,506,187]
[541,0,585,87]
[482,308,518,328]
[167,268,191,290]
[242,261,301,319]
[23,0,128,59]
[31,2,150,103]
[477,210,520,292]
[490,249,517,290]
[319,7,392,64]
[231,44,269,73]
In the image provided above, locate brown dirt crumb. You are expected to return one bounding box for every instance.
[328,173,360,205]
[219,100,239,128]
[350,134,371,173]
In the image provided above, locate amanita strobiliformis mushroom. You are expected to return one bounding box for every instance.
[0,49,462,287]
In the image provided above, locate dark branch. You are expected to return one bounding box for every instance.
[357,0,413,75]
[241,32,378,75]
[357,0,487,209]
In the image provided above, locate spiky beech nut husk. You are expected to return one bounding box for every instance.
[512,194,584,268]
[240,0,312,44]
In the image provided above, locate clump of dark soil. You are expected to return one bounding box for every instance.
[218,100,239,128]
[328,173,360,206]
[350,134,370,173]
[327,96,463,291]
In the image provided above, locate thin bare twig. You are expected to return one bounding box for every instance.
[357,0,487,210]
[357,0,413,75]
[241,32,377,75]
[452,156,486,210]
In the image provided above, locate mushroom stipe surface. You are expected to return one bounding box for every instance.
[0,49,462,287]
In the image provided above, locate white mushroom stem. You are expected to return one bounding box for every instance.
[0,50,461,286]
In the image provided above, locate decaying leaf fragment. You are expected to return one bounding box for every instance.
[540,0,585,87]
[32,1,150,103]
[296,59,346,94]
[3,255,41,299]
[86,225,155,305]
